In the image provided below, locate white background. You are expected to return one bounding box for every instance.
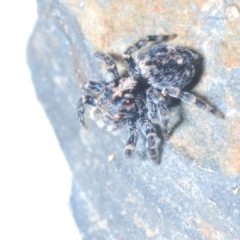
[0,2,80,239]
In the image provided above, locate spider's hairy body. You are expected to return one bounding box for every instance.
[137,44,199,89]
[77,35,223,162]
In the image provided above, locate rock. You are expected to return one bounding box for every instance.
[27,0,240,239]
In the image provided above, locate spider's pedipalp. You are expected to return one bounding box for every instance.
[162,87,224,118]
[77,96,96,128]
[94,52,120,80]
[82,80,103,94]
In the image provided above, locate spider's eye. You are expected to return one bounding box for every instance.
[124,93,134,101]
[122,93,134,107]
[122,99,131,105]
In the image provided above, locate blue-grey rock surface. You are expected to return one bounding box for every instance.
[27,0,240,239]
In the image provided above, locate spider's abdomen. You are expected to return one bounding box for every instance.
[137,44,200,90]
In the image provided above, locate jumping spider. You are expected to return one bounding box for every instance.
[77,35,223,161]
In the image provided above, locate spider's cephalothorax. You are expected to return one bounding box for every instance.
[77,35,223,162]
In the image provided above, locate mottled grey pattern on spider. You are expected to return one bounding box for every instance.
[77,35,223,162]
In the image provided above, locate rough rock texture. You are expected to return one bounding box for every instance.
[27,0,240,239]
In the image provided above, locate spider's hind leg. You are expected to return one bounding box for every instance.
[147,87,170,138]
[162,87,224,118]
[94,52,120,80]
[139,117,159,161]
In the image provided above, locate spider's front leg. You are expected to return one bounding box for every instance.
[124,120,138,157]
[77,95,96,128]
[123,34,176,78]
[147,87,170,138]
[78,79,104,127]
[94,52,120,80]
[162,87,224,118]
[82,80,103,94]
[138,116,158,161]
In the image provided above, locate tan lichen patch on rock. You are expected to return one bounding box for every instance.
[133,215,159,238]
[193,218,224,240]
[219,40,240,69]
[65,0,206,52]
[222,116,240,174]
[65,0,163,52]
[169,114,215,167]
[171,107,240,174]
[169,96,240,174]
[219,17,240,69]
